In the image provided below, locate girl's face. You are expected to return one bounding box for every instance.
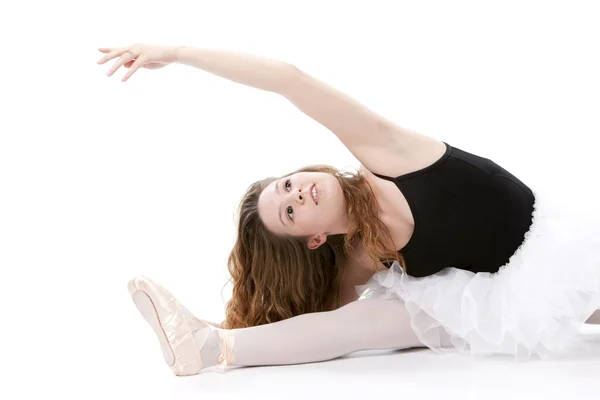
[258,171,348,248]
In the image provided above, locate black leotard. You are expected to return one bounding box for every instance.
[375,142,535,277]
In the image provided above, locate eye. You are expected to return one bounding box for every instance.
[287,206,294,221]
[285,179,291,191]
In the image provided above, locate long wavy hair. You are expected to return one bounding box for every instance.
[222,164,405,329]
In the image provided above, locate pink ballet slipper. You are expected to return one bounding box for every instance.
[127,275,210,376]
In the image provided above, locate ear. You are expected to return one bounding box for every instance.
[307,233,327,250]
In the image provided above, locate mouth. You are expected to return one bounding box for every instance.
[311,184,318,205]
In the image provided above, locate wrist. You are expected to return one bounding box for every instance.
[171,45,189,64]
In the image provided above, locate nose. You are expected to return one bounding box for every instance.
[291,187,305,204]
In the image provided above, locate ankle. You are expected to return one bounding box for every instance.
[192,324,221,370]
[215,328,235,371]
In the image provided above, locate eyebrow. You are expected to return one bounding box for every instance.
[276,180,285,226]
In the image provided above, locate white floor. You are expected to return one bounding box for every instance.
[47,322,600,400]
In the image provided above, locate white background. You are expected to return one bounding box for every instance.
[1,0,599,399]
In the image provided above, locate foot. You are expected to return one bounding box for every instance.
[127,275,220,376]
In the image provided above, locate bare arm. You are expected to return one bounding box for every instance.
[174,47,420,169]
[174,46,297,94]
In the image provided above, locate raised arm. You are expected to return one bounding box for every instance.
[174,46,297,94]
[173,47,421,167]
[99,44,434,172]
[174,46,393,147]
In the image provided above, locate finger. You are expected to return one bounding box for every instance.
[97,47,126,65]
[122,56,146,82]
[107,52,136,77]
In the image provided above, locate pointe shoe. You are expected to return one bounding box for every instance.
[127,275,210,376]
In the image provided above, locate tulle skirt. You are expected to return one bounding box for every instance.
[355,189,600,361]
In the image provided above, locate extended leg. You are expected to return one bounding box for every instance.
[128,275,451,375]
[207,297,451,368]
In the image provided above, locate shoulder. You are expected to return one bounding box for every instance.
[356,134,448,180]
[358,163,372,177]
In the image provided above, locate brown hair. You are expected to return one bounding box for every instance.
[222,164,404,329]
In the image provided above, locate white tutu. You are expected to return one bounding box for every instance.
[355,189,600,361]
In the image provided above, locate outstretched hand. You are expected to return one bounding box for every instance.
[97,43,180,82]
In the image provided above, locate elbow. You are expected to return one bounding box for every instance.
[277,63,303,97]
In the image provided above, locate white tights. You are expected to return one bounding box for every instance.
[191,301,600,370]
[197,298,452,369]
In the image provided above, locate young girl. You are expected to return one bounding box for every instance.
[98,43,600,376]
